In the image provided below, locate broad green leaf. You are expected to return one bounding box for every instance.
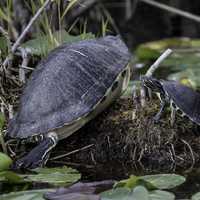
[21,31,95,56]
[100,186,148,200]
[101,186,175,200]
[23,166,81,186]
[0,189,53,200]
[141,174,185,189]
[0,152,13,171]
[114,175,156,190]
[168,68,200,89]
[0,171,23,183]
[149,190,175,200]
[135,38,194,61]
[132,186,149,200]
[192,192,200,200]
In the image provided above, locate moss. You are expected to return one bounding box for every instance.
[50,97,200,176]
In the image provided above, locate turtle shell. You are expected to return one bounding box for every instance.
[162,81,200,124]
[8,35,131,139]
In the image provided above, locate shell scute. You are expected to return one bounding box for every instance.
[162,81,200,124]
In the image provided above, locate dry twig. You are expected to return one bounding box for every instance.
[140,49,172,107]
[50,144,94,160]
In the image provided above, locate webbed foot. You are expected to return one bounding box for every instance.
[12,132,58,169]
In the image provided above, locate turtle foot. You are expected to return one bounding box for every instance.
[12,133,58,170]
[153,115,161,123]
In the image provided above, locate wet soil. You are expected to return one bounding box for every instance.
[47,97,200,179]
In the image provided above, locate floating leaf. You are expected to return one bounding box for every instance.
[168,68,200,89]
[22,31,95,56]
[131,186,149,200]
[101,187,136,200]
[135,38,193,61]
[0,189,53,200]
[101,186,175,200]
[149,190,175,200]
[23,166,81,186]
[141,174,185,189]
[114,175,156,190]
[192,192,200,200]
[0,152,13,171]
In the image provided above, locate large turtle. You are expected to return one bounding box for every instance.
[8,35,131,169]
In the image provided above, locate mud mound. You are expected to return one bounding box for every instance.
[49,97,200,175]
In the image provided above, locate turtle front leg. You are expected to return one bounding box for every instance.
[153,93,167,123]
[12,132,58,169]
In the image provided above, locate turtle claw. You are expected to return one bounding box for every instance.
[12,155,43,170]
[153,115,160,123]
[12,134,57,170]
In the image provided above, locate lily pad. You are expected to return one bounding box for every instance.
[114,175,156,190]
[101,187,142,200]
[149,190,175,200]
[168,68,200,89]
[0,189,53,200]
[101,186,175,200]
[21,31,95,56]
[141,174,185,189]
[135,38,194,61]
[23,166,81,186]
[192,192,200,200]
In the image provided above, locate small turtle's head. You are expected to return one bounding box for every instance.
[140,75,163,93]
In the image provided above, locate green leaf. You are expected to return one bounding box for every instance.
[0,171,23,183]
[0,152,13,171]
[0,113,5,130]
[21,31,95,56]
[135,38,192,61]
[149,190,175,200]
[101,186,151,200]
[141,174,185,190]
[0,37,8,57]
[132,186,149,200]
[168,68,200,89]
[101,186,175,200]
[0,189,53,200]
[23,166,81,186]
[192,192,200,200]
[114,175,157,190]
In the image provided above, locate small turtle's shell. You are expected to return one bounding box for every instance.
[162,81,200,124]
[8,36,131,139]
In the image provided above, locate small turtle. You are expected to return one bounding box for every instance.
[8,36,131,169]
[140,76,200,125]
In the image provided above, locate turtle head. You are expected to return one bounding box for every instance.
[140,75,163,93]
